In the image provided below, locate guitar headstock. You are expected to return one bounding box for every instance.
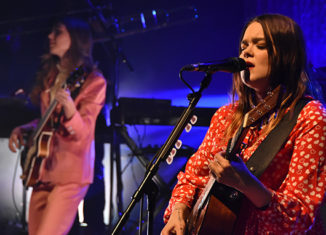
[66,66,87,90]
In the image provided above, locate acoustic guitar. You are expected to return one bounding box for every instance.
[20,66,86,188]
[186,86,281,234]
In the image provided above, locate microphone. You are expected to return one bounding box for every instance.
[180,57,247,73]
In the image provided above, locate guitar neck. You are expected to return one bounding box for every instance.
[30,66,87,141]
[32,99,58,141]
[226,126,249,161]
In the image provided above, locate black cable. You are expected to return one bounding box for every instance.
[179,70,195,94]
[132,124,145,149]
[121,155,135,174]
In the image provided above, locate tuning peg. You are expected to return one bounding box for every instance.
[166,155,173,165]
[190,115,197,125]
[170,148,177,157]
[166,147,177,165]
[185,123,192,132]
[175,139,182,149]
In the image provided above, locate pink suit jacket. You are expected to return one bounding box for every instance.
[35,71,106,185]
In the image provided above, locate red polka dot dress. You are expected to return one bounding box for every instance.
[163,100,326,234]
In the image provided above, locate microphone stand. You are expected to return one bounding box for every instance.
[111,72,213,235]
[84,0,134,229]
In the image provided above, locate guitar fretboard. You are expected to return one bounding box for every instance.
[32,99,58,141]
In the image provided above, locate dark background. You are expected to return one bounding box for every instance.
[0,0,325,234]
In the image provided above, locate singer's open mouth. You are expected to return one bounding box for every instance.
[245,61,254,69]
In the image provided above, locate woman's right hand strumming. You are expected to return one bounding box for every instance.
[8,126,28,153]
[161,203,190,235]
[8,126,25,153]
[8,123,34,153]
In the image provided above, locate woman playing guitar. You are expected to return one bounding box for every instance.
[8,17,106,235]
[161,14,326,234]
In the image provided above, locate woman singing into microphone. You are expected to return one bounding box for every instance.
[161,13,326,234]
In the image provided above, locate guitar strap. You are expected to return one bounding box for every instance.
[230,98,310,234]
[245,98,310,178]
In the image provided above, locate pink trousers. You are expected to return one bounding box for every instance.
[28,183,89,235]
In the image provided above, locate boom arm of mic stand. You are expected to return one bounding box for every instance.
[111,73,213,235]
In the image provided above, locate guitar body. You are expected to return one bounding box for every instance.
[195,196,236,235]
[187,180,243,235]
[19,66,86,188]
[20,126,53,187]
[185,86,281,234]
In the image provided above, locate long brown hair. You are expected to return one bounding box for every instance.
[29,17,94,105]
[224,14,307,141]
